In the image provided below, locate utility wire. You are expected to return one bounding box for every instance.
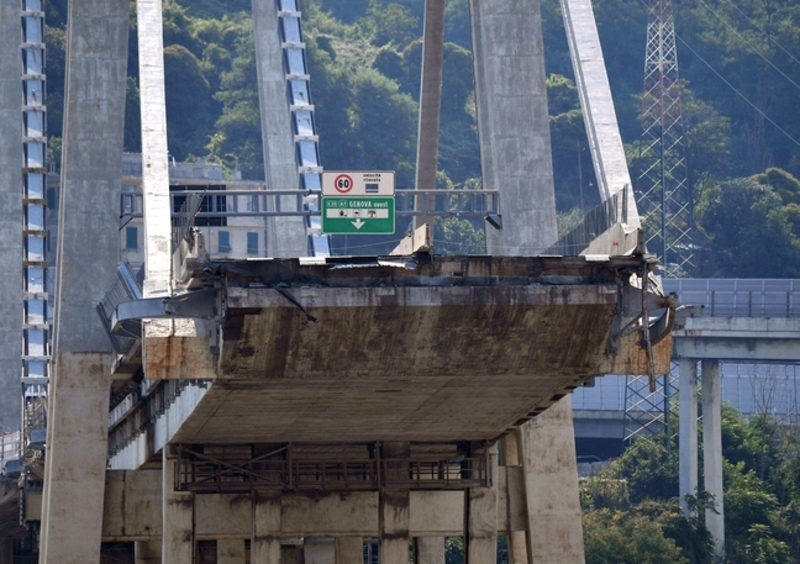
[676,35,800,150]
[695,0,800,94]
[630,0,800,150]
[720,0,800,68]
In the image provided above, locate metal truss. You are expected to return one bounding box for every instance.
[173,445,491,493]
[637,0,692,277]
[624,361,679,444]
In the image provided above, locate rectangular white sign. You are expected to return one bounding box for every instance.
[322,171,395,196]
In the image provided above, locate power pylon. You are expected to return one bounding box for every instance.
[638,0,692,276]
[625,0,688,444]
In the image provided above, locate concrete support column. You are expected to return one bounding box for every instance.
[702,360,724,559]
[679,358,698,516]
[379,490,410,564]
[218,539,246,564]
[414,0,446,230]
[39,4,128,560]
[305,539,335,564]
[335,538,364,564]
[415,537,444,564]
[252,0,307,257]
[162,448,194,563]
[519,396,585,564]
[252,491,282,564]
[502,435,527,564]
[469,0,558,254]
[135,540,162,564]
[0,0,23,436]
[464,446,497,564]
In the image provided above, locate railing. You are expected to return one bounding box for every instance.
[119,188,500,222]
[663,279,800,318]
[0,431,21,472]
[174,448,490,493]
[547,189,629,256]
[96,261,143,357]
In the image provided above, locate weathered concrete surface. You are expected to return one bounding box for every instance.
[674,317,800,360]
[252,491,282,564]
[163,448,194,563]
[702,360,724,560]
[218,539,247,564]
[39,0,128,560]
[415,537,445,564]
[470,0,558,254]
[100,470,535,541]
[39,353,115,563]
[520,397,585,563]
[336,538,364,564]
[465,449,498,564]
[679,359,698,517]
[379,490,410,564]
[0,0,23,435]
[252,0,307,257]
[414,0,445,230]
[160,255,655,445]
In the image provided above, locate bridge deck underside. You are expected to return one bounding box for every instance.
[167,256,637,444]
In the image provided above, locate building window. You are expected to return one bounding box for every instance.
[125,226,137,249]
[247,232,259,255]
[218,230,231,253]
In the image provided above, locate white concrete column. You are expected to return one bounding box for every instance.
[162,447,194,563]
[218,539,246,564]
[519,396,585,564]
[252,491,282,564]
[379,489,410,564]
[137,0,173,296]
[679,358,698,516]
[502,434,527,564]
[335,538,364,564]
[464,446,497,564]
[136,540,162,564]
[413,0,446,230]
[702,360,724,560]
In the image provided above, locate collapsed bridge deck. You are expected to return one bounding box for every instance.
[136,254,668,447]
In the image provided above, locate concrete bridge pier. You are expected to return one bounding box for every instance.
[37,0,129,561]
[469,1,585,562]
[678,358,724,559]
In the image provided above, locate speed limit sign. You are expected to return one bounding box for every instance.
[333,174,353,193]
[322,171,395,196]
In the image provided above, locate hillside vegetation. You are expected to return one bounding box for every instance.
[42,0,800,275]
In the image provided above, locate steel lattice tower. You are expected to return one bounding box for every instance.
[637,0,692,274]
[625,0,688,444]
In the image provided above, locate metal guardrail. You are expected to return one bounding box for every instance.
[96,261,144,356]
[119,188,500,221]
[663,279,800,318]
[0,431,21,473]
[548,189,630,256]
[174,450,490,493]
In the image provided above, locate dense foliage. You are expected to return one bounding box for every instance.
[581,407,800,563]
[43,0,800,270]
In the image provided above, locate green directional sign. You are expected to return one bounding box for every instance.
[321,197,395,235]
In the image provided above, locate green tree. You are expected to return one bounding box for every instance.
[164,44,215,160]
[695,176,800,277]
